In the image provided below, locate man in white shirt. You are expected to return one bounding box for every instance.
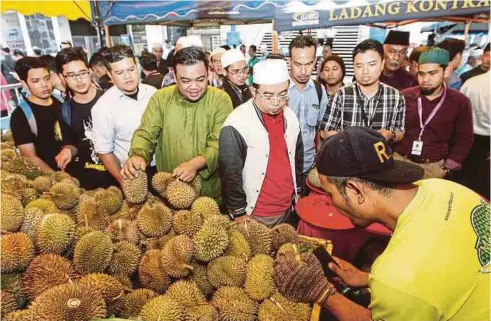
[460,70,490,198]
[91,45,157,185]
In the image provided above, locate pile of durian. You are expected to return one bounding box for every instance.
[1,133,316,321]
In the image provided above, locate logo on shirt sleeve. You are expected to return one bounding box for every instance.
[470,200,490,273]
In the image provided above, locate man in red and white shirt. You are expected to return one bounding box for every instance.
[219,59,303,227]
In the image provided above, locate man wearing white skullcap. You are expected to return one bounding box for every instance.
[209,47,227,87]
[219,59,303,227]
[221,49,252,108]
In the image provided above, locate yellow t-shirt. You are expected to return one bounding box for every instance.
[369,179,490,321]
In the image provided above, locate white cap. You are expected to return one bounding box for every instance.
[470,49,484,58]
[253,59,290,85]
[183,35,204,49]
[211,47,226,57]
[221,49,246,68]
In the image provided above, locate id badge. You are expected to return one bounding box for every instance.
[411,140,423,156]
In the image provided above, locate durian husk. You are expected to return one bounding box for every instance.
[1,233,35,273]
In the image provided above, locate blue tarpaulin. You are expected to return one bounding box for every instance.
[95,1,283,26]
[274,0,490,31]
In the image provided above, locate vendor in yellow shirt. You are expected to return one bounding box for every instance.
[273,127,490,321]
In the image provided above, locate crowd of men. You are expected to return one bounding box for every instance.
[2,30,490,320]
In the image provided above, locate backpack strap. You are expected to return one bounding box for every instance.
[61,100,71,127]
[314,80,323,105]
[18,99,38,137]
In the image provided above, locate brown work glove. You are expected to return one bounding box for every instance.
[274,252,334,304]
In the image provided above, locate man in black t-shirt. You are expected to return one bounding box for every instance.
[140,52,165,89]
[56,48,118,189]
[10,57,77,172]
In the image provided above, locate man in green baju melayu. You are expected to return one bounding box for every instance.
[121,46,233,200]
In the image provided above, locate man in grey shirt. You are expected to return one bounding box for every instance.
[287,35,328,194]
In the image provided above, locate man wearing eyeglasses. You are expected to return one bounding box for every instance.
[55,48,117,189]
[220,49,252,108]
[219,59,303,227]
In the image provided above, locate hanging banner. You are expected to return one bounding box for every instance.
[274,0,490,31]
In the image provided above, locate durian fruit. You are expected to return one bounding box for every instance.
[161,235,194,278]
[211,286,259,321]
[271,223,299,252]
[136,201,173,237]
[191,177,202,195]
[35,213,76,255]
[186,304,218,321]
[225,230,252,260]
[4,157,41,180]
[151,172,173,197]
[204,214,231,230]
[1,233,35,273]
[79,273,124,303]
[76,195,110,230]
[277,243,300,256]
[25,198,57,214]
[1,290,18,318]
[105,218,140,244]
[21,188,38,206]
[138,249,171,294]
[193,223,229,262]
[1,273,26,309]
[165,180,197,209]
[95,186,123,215]
[23,254,77,301]
[237,220,272,256]
[1,193,24,232]
[189,262,214,297]
[142,230,175,251]
[75,226,97,241]
[1,174,29,199]
[73,231,113,275]
[1,148,17,162]
[166,280,207,308]
[4,309,33,321]
[172,209,203,238]
[45,182,80,210]
[139,295,185,321]
[122,169,148,204]
[50,171,72,183]
[107,241,142,277]
[191,197,220,219]
[19,208,44,238]
[258,293,311,321]
[308,167,322,189]
[28,283,106,321]
[1,131,14,142]
[207,256,247,288]
[118,289,156,319]
[31,176,53,193]
[244,254,275,301]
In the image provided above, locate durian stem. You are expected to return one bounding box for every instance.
[1,230,12,235]
[183,264,194,271]
[84,210,88,228]
[270,297,290,317]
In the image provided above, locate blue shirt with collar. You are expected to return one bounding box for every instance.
[288,78,328,173]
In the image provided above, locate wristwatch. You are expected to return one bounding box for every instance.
[442,167,451,176]
[228,208,247,220]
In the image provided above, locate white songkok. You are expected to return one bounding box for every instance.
[221,49,246,68]
[253,59,290,85]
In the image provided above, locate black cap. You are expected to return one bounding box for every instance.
[317,127,424,184]
[384,30,410,46]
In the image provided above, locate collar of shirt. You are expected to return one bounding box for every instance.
[288,77,315,92]
[115,84,153,101]
[355,81,383,101]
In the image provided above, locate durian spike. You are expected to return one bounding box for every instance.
[270,297,289,316]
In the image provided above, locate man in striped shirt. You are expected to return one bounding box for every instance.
[322,39,406,144]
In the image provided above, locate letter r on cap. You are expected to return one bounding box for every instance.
[374,142,390,163]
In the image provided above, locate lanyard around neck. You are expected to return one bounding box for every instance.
[417,85,447,140]
[355,83,381,127]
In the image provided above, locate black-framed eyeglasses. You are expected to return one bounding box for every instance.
[63,70,90,81]
[255,90,289,105]
[228,66,249,76]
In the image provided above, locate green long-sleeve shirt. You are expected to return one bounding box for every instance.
[129,85,233,199]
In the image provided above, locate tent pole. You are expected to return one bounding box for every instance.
[105,25,112,47]
[464,20,471,42]
[272,19,279,53]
